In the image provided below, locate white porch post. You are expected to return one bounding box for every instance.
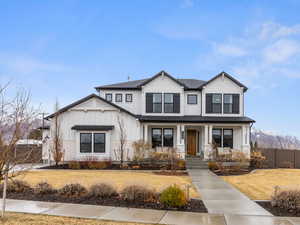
[242,124,251,158]
[203,125,212,160]
[176,124,185,159]
[144,124,148,143]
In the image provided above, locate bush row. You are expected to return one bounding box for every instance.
[2,180,187,208]
[271,186,300,211]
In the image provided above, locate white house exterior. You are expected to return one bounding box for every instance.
[42,71,255,162]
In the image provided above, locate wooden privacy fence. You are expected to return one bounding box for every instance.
[259,148,300,168]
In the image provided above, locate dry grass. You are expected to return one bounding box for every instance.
[16,170,199,198]
[0,212,154,225]
[222,169,300,200]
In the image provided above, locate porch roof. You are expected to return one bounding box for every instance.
[71,125,114,131]
[137,115,255,123]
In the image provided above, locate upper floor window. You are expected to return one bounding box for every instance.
[224,94,239,114]
[105,93,112,102]
[206,94,222,114]
[115,93,122,102]
[125,94,133,102]
[187,94,197,104]
[146,93,162,113]
[146,93,180,113]
[164,93,174,113]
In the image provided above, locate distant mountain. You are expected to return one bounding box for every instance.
[251,128,300,150]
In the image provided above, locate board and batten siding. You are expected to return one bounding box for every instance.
[201,75,244,117]
[44,97,141,161]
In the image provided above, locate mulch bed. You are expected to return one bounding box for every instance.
[153,171,188,176]
[256,201,300,217]
[4,191,207,213]
[39,164,186,171]
[211,167,258,176]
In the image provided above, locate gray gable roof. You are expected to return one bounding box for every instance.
[95,70,247,92]
[95,71,206,91]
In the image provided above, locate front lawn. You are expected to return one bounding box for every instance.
[17,170,199,199]
[222,169,300,200]
[0,212,153,225]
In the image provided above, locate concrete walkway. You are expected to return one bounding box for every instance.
[3,199,300,225]
[188,169,272,216]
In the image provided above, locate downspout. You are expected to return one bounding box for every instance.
[250,122,254,150]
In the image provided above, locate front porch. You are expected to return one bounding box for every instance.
[141,123,251,161]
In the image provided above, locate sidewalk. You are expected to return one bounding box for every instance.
[188,169,272,216]
[3,199,300,225]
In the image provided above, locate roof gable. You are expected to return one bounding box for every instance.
[138,70,187,89]
[45,94,136,119]
[200,71,248,92]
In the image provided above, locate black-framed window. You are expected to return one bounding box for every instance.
[105,93,112,102]
[151,128,174,148]
[212,128,233,148]
[152,128,162,148]
[206,93,222,113]
[187,94,197,104]
[153,93,162,113]
[115,93,122,102]
[212,129,222,147]
[80,133,92,153]
[164,93,174,113]
[163,128,174,147]
[125,94,133,102]
[94,133,105,153]
[224,94,240,114]
[224,94,233,113]
[223,129,233,148]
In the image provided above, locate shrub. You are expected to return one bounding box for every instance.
[87,161,112,169]
[132,140,151,162]
[68,161,81,169]
[208,161,218,170]
[120,185,158,202]
[89,183,118,198]
[159,185,187,208]
[5,180,31,193]
[58,183,87,198]
[271,186,300,211]
[34,182,56,195]
[176,160,186,170]
[250,151,266,168]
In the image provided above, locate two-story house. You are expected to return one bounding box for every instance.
[42,71,255,162]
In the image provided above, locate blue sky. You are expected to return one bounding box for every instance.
[0,0,299,137]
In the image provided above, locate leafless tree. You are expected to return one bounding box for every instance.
[0,83,39,217]
[50,99,64,166]
[113,114,127,167]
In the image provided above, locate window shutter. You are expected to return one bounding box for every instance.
[232,94,240,114]
[173,93,180,113]
[146,93,153,113]
[206,94,213,113]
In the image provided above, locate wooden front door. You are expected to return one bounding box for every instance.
[187,130,197,156]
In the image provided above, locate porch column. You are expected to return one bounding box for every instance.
[242,124,251,158]
[204,125,212,161]
[208,125,213,144]
[176,124,184,159]
[204,125,209,145]
[144,124,148,142]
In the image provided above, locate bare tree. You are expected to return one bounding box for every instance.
[0,84,39,217]
[113,114,127,168]
[50,99,64,166]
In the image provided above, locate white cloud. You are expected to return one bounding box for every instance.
[263,39,300,64]
[196,21,300,89]
[259,22,300,40]
[0,53,70,75]
[214,44,247,57]
[181,0,194,8]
